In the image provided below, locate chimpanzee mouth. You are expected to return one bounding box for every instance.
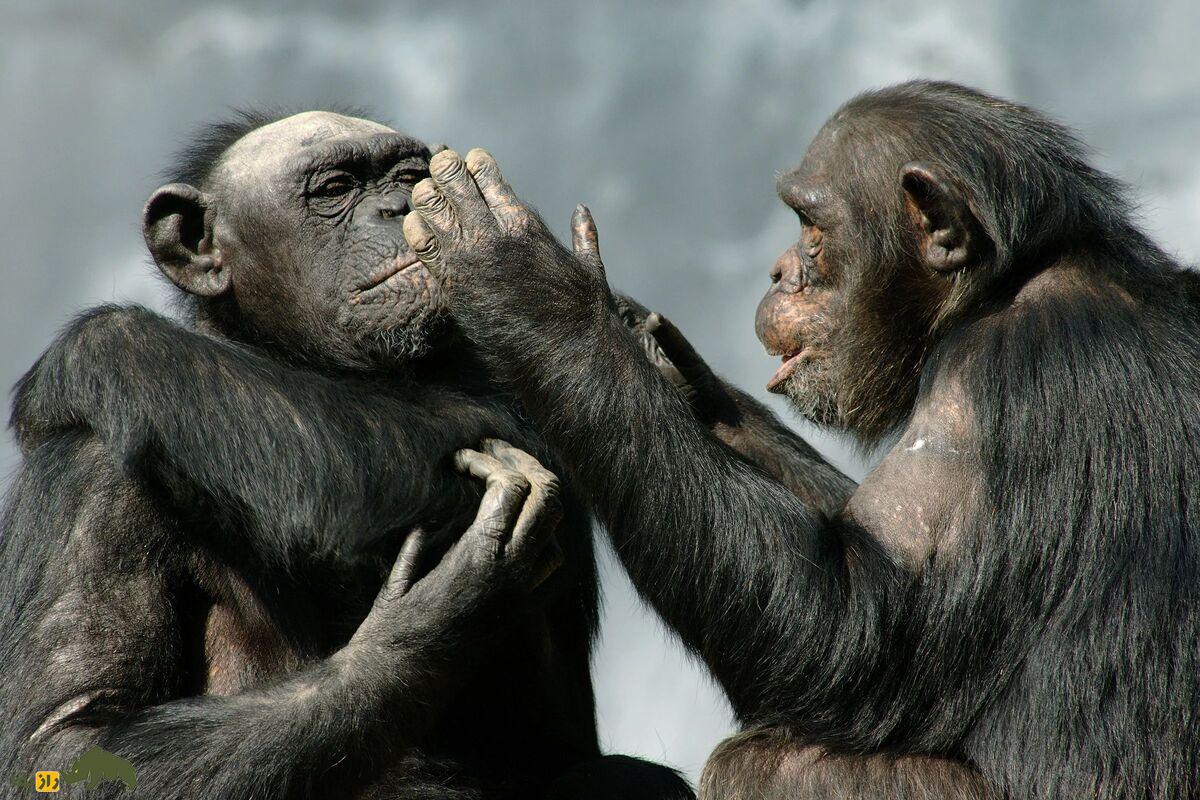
[358,252,424,293]
[767,349,813,394]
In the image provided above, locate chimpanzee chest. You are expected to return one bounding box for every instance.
[184,547,580,778]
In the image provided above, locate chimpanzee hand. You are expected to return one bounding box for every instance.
[401,149,612,330]
[565,208,741,428]
[349,439,563,655]
[611,294,736,427]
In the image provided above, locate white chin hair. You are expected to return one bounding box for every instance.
[372,322,428,360]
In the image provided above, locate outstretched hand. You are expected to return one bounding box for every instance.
[401,149,610,327]
[402,150,738,426]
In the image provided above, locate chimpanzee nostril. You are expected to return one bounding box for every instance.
[769,247,804,293]
[379,199,409,220]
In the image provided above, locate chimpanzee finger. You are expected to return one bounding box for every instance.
[570,204,605,276]
[479,439,559,490]
[410,178,462,243]
[478,440,563,585]
[402,212,446,275]
[606,299,691,390]
[366,527,429,622]
[614,292,652,328]
[429,150,494,226]
[453,448,531,555]
[644,336,691,393]
[455,447,532,495]
[464,148,525,232]
[505,491,563,588]
[383,527,428,600]
[644,311,708,378]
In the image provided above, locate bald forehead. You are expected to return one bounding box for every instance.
[777,113,865,193]
[214,111,404,186]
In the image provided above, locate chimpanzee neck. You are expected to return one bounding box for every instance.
[408,342,510,402]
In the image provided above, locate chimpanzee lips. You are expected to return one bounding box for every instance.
[360,252,423,292]
[767,350,809,394]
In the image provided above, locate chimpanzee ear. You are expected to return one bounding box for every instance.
[143,183,230,297]
[900,161,987,273]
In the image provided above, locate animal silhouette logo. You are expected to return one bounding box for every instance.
[61,747,137,791]
[9,747,137,794]
[7,771,60,793]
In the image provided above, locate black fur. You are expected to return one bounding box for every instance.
[417,82,1200,798]
[0,111,694,799]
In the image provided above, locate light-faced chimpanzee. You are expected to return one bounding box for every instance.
[396,81,1200,799]
[0,110,693,800]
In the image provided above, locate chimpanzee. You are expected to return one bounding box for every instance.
[398,81,1200,799]
[0,110,693,800]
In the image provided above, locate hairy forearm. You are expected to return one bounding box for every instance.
[522,315,906,729]
[11,305,510,560]
[473,299,861,714]
[399,147,905,733]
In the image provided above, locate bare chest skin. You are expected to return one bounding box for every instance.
[846,374,979,568]
[186,550,307,696]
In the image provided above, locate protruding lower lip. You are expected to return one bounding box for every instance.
[766,350,807,393]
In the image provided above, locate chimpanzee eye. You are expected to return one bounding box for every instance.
[311,172,358,197]
[799,220,823,258]
[393,167,429,186]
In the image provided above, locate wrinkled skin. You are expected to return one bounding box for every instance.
[146,111,446,366]
[755,134,847,411]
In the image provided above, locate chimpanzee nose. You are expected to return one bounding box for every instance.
[357,193,409,223]
[376,195,409,220]
[768,246,803,294]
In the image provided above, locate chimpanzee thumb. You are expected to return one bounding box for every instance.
[570,204,605,277]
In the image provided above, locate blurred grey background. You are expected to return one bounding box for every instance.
[3,0,1199,783]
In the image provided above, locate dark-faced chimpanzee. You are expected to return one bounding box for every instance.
[0,110,693,800]
[396,81,1200,799]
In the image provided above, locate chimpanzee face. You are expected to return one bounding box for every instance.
[754,114,987,442]
[755,123,852,428]
[144,111,447,366]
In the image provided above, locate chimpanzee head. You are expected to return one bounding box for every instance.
[144,110,444,368]
[754,80,1126,444]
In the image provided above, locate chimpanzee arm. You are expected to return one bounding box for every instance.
[615,294,855,515]
[481,305,894,723]
[399,156,904,732]
[1,433,559,800]
[9,304,521,564]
